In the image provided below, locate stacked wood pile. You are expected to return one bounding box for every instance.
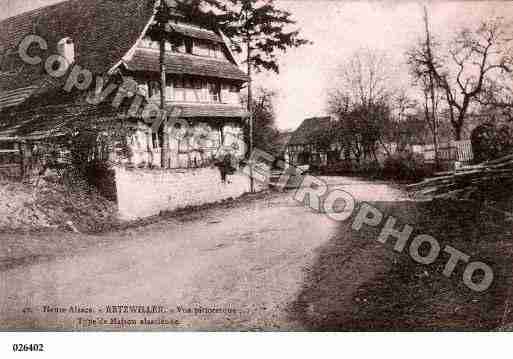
[407,153,513,200]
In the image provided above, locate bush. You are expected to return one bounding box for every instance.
[316,159,382,178]
[382,151,429,182]
[316,161,353,175]
[471,123,513,163]
[313,152,430,182]
[84,160,117,201]
[355,160,383,179]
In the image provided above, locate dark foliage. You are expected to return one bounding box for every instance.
[471,123,513,163]
[173,0,311,73]
[241,87,281,155]
[382,151,429,182]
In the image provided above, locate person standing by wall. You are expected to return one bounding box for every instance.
[215,152,235,184]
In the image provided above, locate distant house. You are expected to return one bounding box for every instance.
[286,116,340,166]
[274,130,293,156]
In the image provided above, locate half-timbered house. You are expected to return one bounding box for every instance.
[0,0,248,171]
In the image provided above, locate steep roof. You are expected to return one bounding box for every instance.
[288,116,333,146]
[0,87,137,140]
[124,49,248,81]
[276,131,293,148]
[0,0,158,94]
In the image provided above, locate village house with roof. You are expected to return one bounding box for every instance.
[0,0,257,219]
[285,116,337,167]
[285,115,475,171]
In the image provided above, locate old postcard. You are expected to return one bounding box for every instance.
[0,0,512,342]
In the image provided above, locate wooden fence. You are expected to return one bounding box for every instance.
[412,140,473,164]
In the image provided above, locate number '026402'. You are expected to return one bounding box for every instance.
[12,344,44,352]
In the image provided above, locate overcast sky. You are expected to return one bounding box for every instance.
[3,0,513,130]
[262,0,512,130]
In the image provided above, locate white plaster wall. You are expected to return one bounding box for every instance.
[115,166,264,220]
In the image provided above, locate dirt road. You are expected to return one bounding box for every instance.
[0,176,511,331]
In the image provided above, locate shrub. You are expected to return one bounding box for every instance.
[471,123,513,163]
[316,160,353,175]
[355,160,383,179]
[382,151,428,182]
[84,160,117,201]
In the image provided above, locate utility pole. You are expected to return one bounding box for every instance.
[158,0,169,169]
[423,6,439,168]
[244,4,254,193]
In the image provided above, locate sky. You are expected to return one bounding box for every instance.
[3,0,513,130]
[261,0,512,130]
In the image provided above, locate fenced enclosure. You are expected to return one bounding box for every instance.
[413,140,474,164]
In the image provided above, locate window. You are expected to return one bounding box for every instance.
[139,37,149,47]
[184,78,193,89]
[148,80,161,99]
[192,79,205,102]
[137,83,148,97]
[0,48,18,74]
[140,37,159,50]
[184,78,196,102]
[194,41,209,56]
[152,132,160,149]
[212,44,223,58]
[171,38,184,52]
[173,78,188,102]
[57,37,75,64]
[208,81,221,102]
[184,38,193,54]
[0,141,16,152]
[171,77,222,103]
[165,80,173,100]
[193,79,203,90]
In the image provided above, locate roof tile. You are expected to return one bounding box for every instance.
[169,22,223,43]
[288,117,333,145]
[125,49,248,81]
[0,0,157,93]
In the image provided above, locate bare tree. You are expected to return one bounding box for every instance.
[332,49,392,108]
[408,16,513,140]
[389,89,420,152]
[327,50,398,162]
[416,7,440,164]
[478,71,513,122]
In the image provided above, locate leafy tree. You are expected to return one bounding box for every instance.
[213,0,310,73]
[172,0,310,74]
[241,87,280,155]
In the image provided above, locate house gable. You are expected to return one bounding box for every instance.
[288,116,333,147]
